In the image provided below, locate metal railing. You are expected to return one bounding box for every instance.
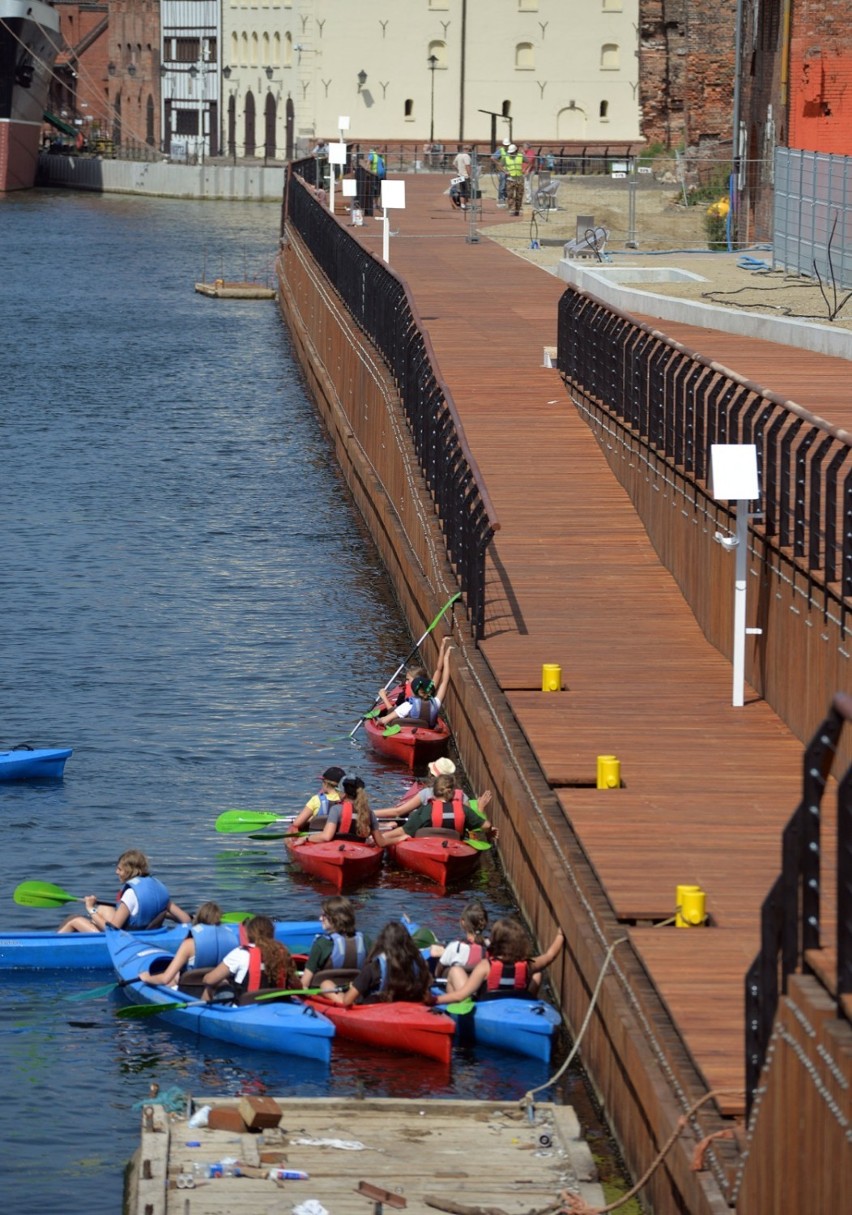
[284,160,499,639]
[744,693,852,1113]
[557,288,852,604]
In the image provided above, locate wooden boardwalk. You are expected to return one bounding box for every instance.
[341,177,847,1122]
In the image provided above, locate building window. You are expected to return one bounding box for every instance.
[428,39,447,68]
[284,31,292,66]
[262,32,270,63]
[515,42,534,70]
[601,43,619,70]
[428,0,449,9]
[404,98,414,120]
[273,32,281,65]
[230,31,238,63]
[519,0,538,10]
[251,31,259,65]
[602,0,622,10]
[599,100,609,120]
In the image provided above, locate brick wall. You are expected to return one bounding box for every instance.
[788,1,852,152]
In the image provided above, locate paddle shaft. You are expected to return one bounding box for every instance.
[116,985,330,1018]
[348,591,461,738]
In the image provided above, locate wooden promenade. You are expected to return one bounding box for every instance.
[279,175,852,1213]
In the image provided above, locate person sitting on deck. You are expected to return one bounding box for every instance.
[289,766,345,834]
[434,917,564,1005]
[138,902,233,989]
[58,849,191,934]
[320,920,433,1007]
[392,773,498,843]
[301,895,372,989]
[430,898,491,979]
[311,775,397,847]
[375,636,452,728]
[374,757,493,822]
[201,914,299,1004]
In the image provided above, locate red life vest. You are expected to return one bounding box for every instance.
[244,944,263,993]
[485,958,531,993]
[336,798,355,836]
[430,790,465,835]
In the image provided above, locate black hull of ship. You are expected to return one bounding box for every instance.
[0,3,60,190]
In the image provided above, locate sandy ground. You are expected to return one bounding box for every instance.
[476,174,852,334]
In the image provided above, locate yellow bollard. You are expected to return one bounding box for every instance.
[675,884,707,927]
[596,755,620,789]
[541,663,562,692]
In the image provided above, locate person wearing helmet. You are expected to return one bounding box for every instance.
[376,635,452,729]
[504,143,525,216]
[490,137,510,206]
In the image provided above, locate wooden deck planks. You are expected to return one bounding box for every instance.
[340,177,845,1129]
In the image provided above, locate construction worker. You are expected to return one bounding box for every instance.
[491,137,510,206]
[504,144,525,216]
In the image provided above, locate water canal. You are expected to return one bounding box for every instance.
[0,192,614,1214]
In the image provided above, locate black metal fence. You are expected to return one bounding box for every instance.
[284,160,498,639]
[744,693,852,1113]
[557,289,852,604]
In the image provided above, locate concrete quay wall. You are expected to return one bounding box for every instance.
[36,154,285,201]
[276,225,736,1215]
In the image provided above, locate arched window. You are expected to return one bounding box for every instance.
[404,98,414,120]
[601,43,619,70]
[230,31,238,65]
[244,90,255,156]
[599,100,609,120]
[251,32,259,65]
[284,31,292,66]
[265,93,276,158]
[515,42,534,70]
[273,32,281,66]
[146,94,154,145]
[428,39,447,69]
[262,32,270,63]
[241,33,248,66]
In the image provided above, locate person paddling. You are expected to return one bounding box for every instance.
[430,898,491,978]
[320,920,433,1007]
[392,773,498,843]
[434,917,564,1005]
[57,849,190,934]
[138,902,232,989]
[201,914,299,1004]
[312,775,396,847]
[375,635,452,729]
[375,757,493,822]
[290,766,345,834]
[301,895,372,989]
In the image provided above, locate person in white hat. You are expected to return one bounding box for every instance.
[428,756,456,779]
[504,143,525,216]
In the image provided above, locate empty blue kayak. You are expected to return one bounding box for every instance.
[108,929,335,1062]
[0,747,72,781]
[0,918,323,970]
[447,996,561,1062]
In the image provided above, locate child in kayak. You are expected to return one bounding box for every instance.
[201,914,299,1003]
[392,773,498,842]
[430,898,491,978]
[375,758,493,822]
[138,902,232,989]
[301,895,373,988]
[313,775,397,846]
[434,916,564,1004]
[320,920,433,1006]
[289,766,345,834]
[375,636,453,729]
[58,849,191,934]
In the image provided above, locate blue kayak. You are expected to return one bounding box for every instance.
[0,747,72,781]
[108,929,335,1063]
[0,918,323,971]
[446,996,561,1062]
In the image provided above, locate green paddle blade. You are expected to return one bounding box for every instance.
[247,830,290,840]
[411,927,439,948]
[465,838,491,851]
[13,880,81,908]
[68,981,120,1001]
[363,708,381,720]
[116,1000,199,1019]
[446,998,475,1015]
[254,986,323,1001]
[382,724,402,737]
[215,809,291,834]
[219,911,252,923]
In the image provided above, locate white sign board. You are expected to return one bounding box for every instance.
[710,444,759,501]
[380,179,406,210]
[328,141,348,166]
[342,178,357,197]
[337,115,350,131]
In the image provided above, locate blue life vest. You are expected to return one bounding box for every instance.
[121,876,170,929]
[191,924,235,969]
[405,694,439,728]
[327,930,367,970]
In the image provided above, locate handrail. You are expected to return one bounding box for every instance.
[743,692,852,1114]
[557,286,852,603]
[283,159,499,639]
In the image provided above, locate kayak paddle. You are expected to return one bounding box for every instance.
[13,881,94,908]
[347,591,461,739]
[215,809,297,834]
[465,837,492,851]
[445,998,475,1015]
[115,986,325,1019]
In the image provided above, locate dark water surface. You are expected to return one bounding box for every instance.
[0,192,579,1213]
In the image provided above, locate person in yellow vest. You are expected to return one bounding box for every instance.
[504,144,525,216]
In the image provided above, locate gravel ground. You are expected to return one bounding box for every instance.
[477,175,852,334]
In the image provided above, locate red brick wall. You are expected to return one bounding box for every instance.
[49,4,111,143]
[788,1,852,153]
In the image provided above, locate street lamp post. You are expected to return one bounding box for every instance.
[428,54,438,146]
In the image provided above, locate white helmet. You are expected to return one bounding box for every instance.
[508,144,517,154]
[502,138,510,146]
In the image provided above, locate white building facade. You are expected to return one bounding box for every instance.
[219,0,640,161]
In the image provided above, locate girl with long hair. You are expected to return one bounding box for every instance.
[202,914,299,1003]
[434,916,564,1005]
[323,920,432,1006]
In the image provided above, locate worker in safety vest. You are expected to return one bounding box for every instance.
[504,144,525,216]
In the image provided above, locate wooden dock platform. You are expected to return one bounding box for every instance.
[278,173,852,1213]
[127,1096,605,1215]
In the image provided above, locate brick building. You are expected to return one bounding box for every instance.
[48,3,110,146]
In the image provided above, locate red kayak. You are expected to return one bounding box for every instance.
[302,995,454,1064]
[363,712,451,769]
[285,836,384,890]
[388,835,481,888]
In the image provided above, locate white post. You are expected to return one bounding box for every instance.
[382,210,389,263]
[732,498,749,707]
[198,50,205,164]
[329,172,335,215]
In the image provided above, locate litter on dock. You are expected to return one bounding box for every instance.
[195,279,276,298]
[126,1095,605,1215]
